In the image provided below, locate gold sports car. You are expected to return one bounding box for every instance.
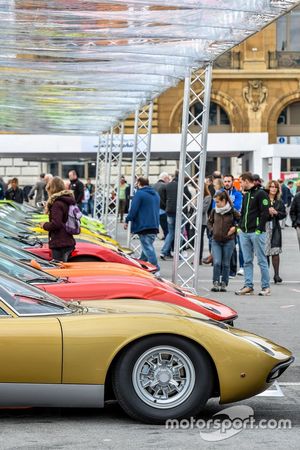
[0,273,294,424]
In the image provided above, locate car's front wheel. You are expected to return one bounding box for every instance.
[112,335,214,424]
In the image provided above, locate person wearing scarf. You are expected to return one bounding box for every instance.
[207,191,240,292]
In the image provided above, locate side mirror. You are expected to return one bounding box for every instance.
[30,259,42,271]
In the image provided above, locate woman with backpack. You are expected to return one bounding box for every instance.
[207,191,240,292]
[40,176,77,262]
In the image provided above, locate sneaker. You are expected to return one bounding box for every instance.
[154,271,161,277]
[237,268,244,276]
[259,287,271,296]
[229,275,235,279]
[211,282,220,292]
[235,286,254,296]
[220,282,227,292]
[160,253,172,260]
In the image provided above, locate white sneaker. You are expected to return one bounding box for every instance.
[237,268,244,276]
[259,287,271,296]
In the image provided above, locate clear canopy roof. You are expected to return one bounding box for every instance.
[0,0,299,134]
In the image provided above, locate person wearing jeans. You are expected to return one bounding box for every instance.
[124,177,160,273]
[139,233,158,266]
[222,174,243,277]
[237,234,244,275]
[235,172,271,296]
[211,239,235,289]
[238,231,270,291]
[207,191,240,292]
[159,171,191,259]
[153,172,170,240]
[160,214,176,257]
[52,245,75,262]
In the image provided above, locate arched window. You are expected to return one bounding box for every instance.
[277,101,300,171]
[186,101,232,175]
[277,102,300,142]
[188,101,231,133]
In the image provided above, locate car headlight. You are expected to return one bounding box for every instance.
[239,336,275,356]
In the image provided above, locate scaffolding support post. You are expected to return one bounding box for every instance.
[101,123,125,239]
[127,101,153,252]
[94,132,110,223]
[172,64,213,293]
[103,127,114,229]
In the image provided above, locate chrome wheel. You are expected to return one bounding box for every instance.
[132,345,195,409]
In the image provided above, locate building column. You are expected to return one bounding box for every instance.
[272,157,281,180]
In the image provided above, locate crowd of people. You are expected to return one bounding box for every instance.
[1,168,300,287]
[0,171,95,216]
[123,170,300,295]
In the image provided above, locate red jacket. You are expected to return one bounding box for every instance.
[43,191,76,249]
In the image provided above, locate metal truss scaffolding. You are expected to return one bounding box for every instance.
[173,64,213,293]
[103,123,125,240]
[94,124,125,239]
[94,132,109,223]
[127,102,154,252]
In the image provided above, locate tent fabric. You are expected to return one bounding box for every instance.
[0,0,299,134]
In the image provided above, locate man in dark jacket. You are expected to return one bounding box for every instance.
[153,172,170,239]
[68,170,84,211]
[159,170,191,259]
[236,172,271,296]
[290,192,300,251]
[5,178,24,204]
[125,177,160,272]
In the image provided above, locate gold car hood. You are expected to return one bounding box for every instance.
[75,299,208,320]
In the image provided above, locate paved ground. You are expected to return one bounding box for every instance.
[0,227,299,450]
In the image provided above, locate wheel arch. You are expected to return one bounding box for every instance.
[104,332,220,401]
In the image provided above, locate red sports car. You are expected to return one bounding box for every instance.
[38,276,237,325]
[27,242,157,273]
[0,254,237,325]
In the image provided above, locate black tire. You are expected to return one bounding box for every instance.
[69,255,101,262]
[112,335,214,424]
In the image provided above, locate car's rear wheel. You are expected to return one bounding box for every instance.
[112,335,213,424]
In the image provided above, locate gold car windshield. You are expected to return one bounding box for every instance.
[10,295,72,316]
[0,274,75,316]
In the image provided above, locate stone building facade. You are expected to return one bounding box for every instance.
[153,17,300,175]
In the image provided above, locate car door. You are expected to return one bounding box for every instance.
[0,303,62,384]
